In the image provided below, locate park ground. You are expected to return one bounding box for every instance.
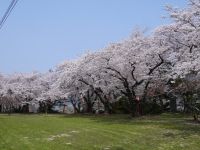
[0,113,199,150]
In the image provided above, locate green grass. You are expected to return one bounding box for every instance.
[0,113,199,150]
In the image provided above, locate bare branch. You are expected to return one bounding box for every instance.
[148,54,164,75]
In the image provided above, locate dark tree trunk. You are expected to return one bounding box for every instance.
[83,90,94,113]
[193,114,198,121]
[94,90,112,114]
[70,99,80,113]
[170,98,177,112]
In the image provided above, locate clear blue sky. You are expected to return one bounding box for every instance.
[0,0,187,74]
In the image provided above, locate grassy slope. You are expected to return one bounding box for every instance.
[0,113,199,150]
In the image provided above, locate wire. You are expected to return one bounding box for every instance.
[0,0,18,30]
[0,0,19,30]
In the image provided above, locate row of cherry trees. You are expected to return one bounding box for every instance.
[0,0,200,116]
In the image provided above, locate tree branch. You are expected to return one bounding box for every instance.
[148,54,164,75]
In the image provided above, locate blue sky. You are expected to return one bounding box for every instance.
[0,0,187,74]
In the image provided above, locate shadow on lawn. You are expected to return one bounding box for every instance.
[61,113,193,124]
[62,114,134,124]
[62,113,200,137]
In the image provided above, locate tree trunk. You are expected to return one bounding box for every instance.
[170,98,177,112]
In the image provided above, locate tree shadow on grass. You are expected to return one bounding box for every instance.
[62,113,200,138]
[62,114,134,124]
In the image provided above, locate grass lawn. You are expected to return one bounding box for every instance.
[0,113,199,150]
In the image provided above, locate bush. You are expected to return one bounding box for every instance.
[111,97,130,114]
[141,100,162,115]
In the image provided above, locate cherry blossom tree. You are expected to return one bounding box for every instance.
[154,0,200,78]
[0,0,199,117]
